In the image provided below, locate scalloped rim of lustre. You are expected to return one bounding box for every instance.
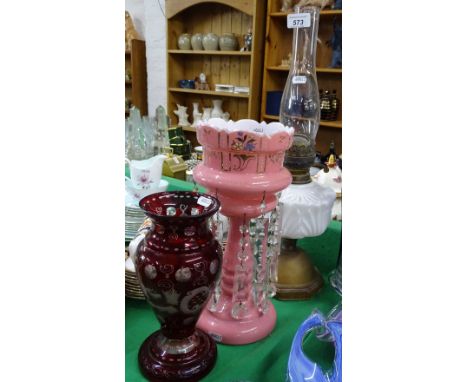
[199,118,294,138]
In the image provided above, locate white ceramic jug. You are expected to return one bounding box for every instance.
[192,102,202,127]
[211,99,224,118]
[173,104,190,127]
[125,154,167,190]
[202,107,212,121]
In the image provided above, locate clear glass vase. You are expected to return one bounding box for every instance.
[280,6,321,184]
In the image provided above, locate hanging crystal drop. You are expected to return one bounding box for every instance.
[257,286,268,315]
[251,254,258,282]
[232,208,249,321]
[210,217,218,237]
[209,278,222,312]
[231,265,248,319]
[209,228,224,313]
[216,221,223,243]
[268,203,281,299]
[247,215,262,314]
[259,194,266,213]
[237,249,248,261]
[239,235,245,248]
[239,224,249,234]
[231,301,248,320]
[267,283,277,299]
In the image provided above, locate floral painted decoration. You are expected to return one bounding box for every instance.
[231,132,256,152]
[137,169,154,189]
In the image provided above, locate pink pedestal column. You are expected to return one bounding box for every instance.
[193,120,293,345]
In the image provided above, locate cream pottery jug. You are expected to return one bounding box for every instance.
[125,154,167,190]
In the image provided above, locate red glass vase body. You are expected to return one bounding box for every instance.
[133,191,222,382]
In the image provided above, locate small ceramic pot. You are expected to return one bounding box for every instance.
[219,33,238,51]
[202,33,219,51]
[177,33,192,50]
[191,33,203,50]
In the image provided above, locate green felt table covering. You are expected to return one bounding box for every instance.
[125,174,342,381]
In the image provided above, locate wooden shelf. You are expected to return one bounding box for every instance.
[182,126,197,133]
[267,66,342,73]
[263,114,342,129]
[270,10,342,17]
[320,120,342,128]
[169,88,250,98]
[168,49,252,56]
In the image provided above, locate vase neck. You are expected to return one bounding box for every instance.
[290,6,320,74]
[147,216,213,251]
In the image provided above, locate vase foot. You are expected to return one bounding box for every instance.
[197,301,276,345]
[138,329,217,382]
[275,243,323,300]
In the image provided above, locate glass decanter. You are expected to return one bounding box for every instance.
[280,5,321,184]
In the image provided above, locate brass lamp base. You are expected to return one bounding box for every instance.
[275,238,323,300]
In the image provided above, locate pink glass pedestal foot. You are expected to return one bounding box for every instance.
[197,300,277,345]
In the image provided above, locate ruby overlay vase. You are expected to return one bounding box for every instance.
[193,118,293,345]
[130,191,222,381]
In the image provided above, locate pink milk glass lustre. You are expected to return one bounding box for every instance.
[193,118,294,345]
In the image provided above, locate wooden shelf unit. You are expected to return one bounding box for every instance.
[264,114,342,129]
[260,0,342,155]
[166,0,267,144]
[168,49,252,56]
[168,87,250,98]
[266,65,341,73]
[270,9,342,17]
[125,39,148,116]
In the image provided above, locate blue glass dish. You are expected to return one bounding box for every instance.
[287,310,342,382]
[178,79,195,89]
